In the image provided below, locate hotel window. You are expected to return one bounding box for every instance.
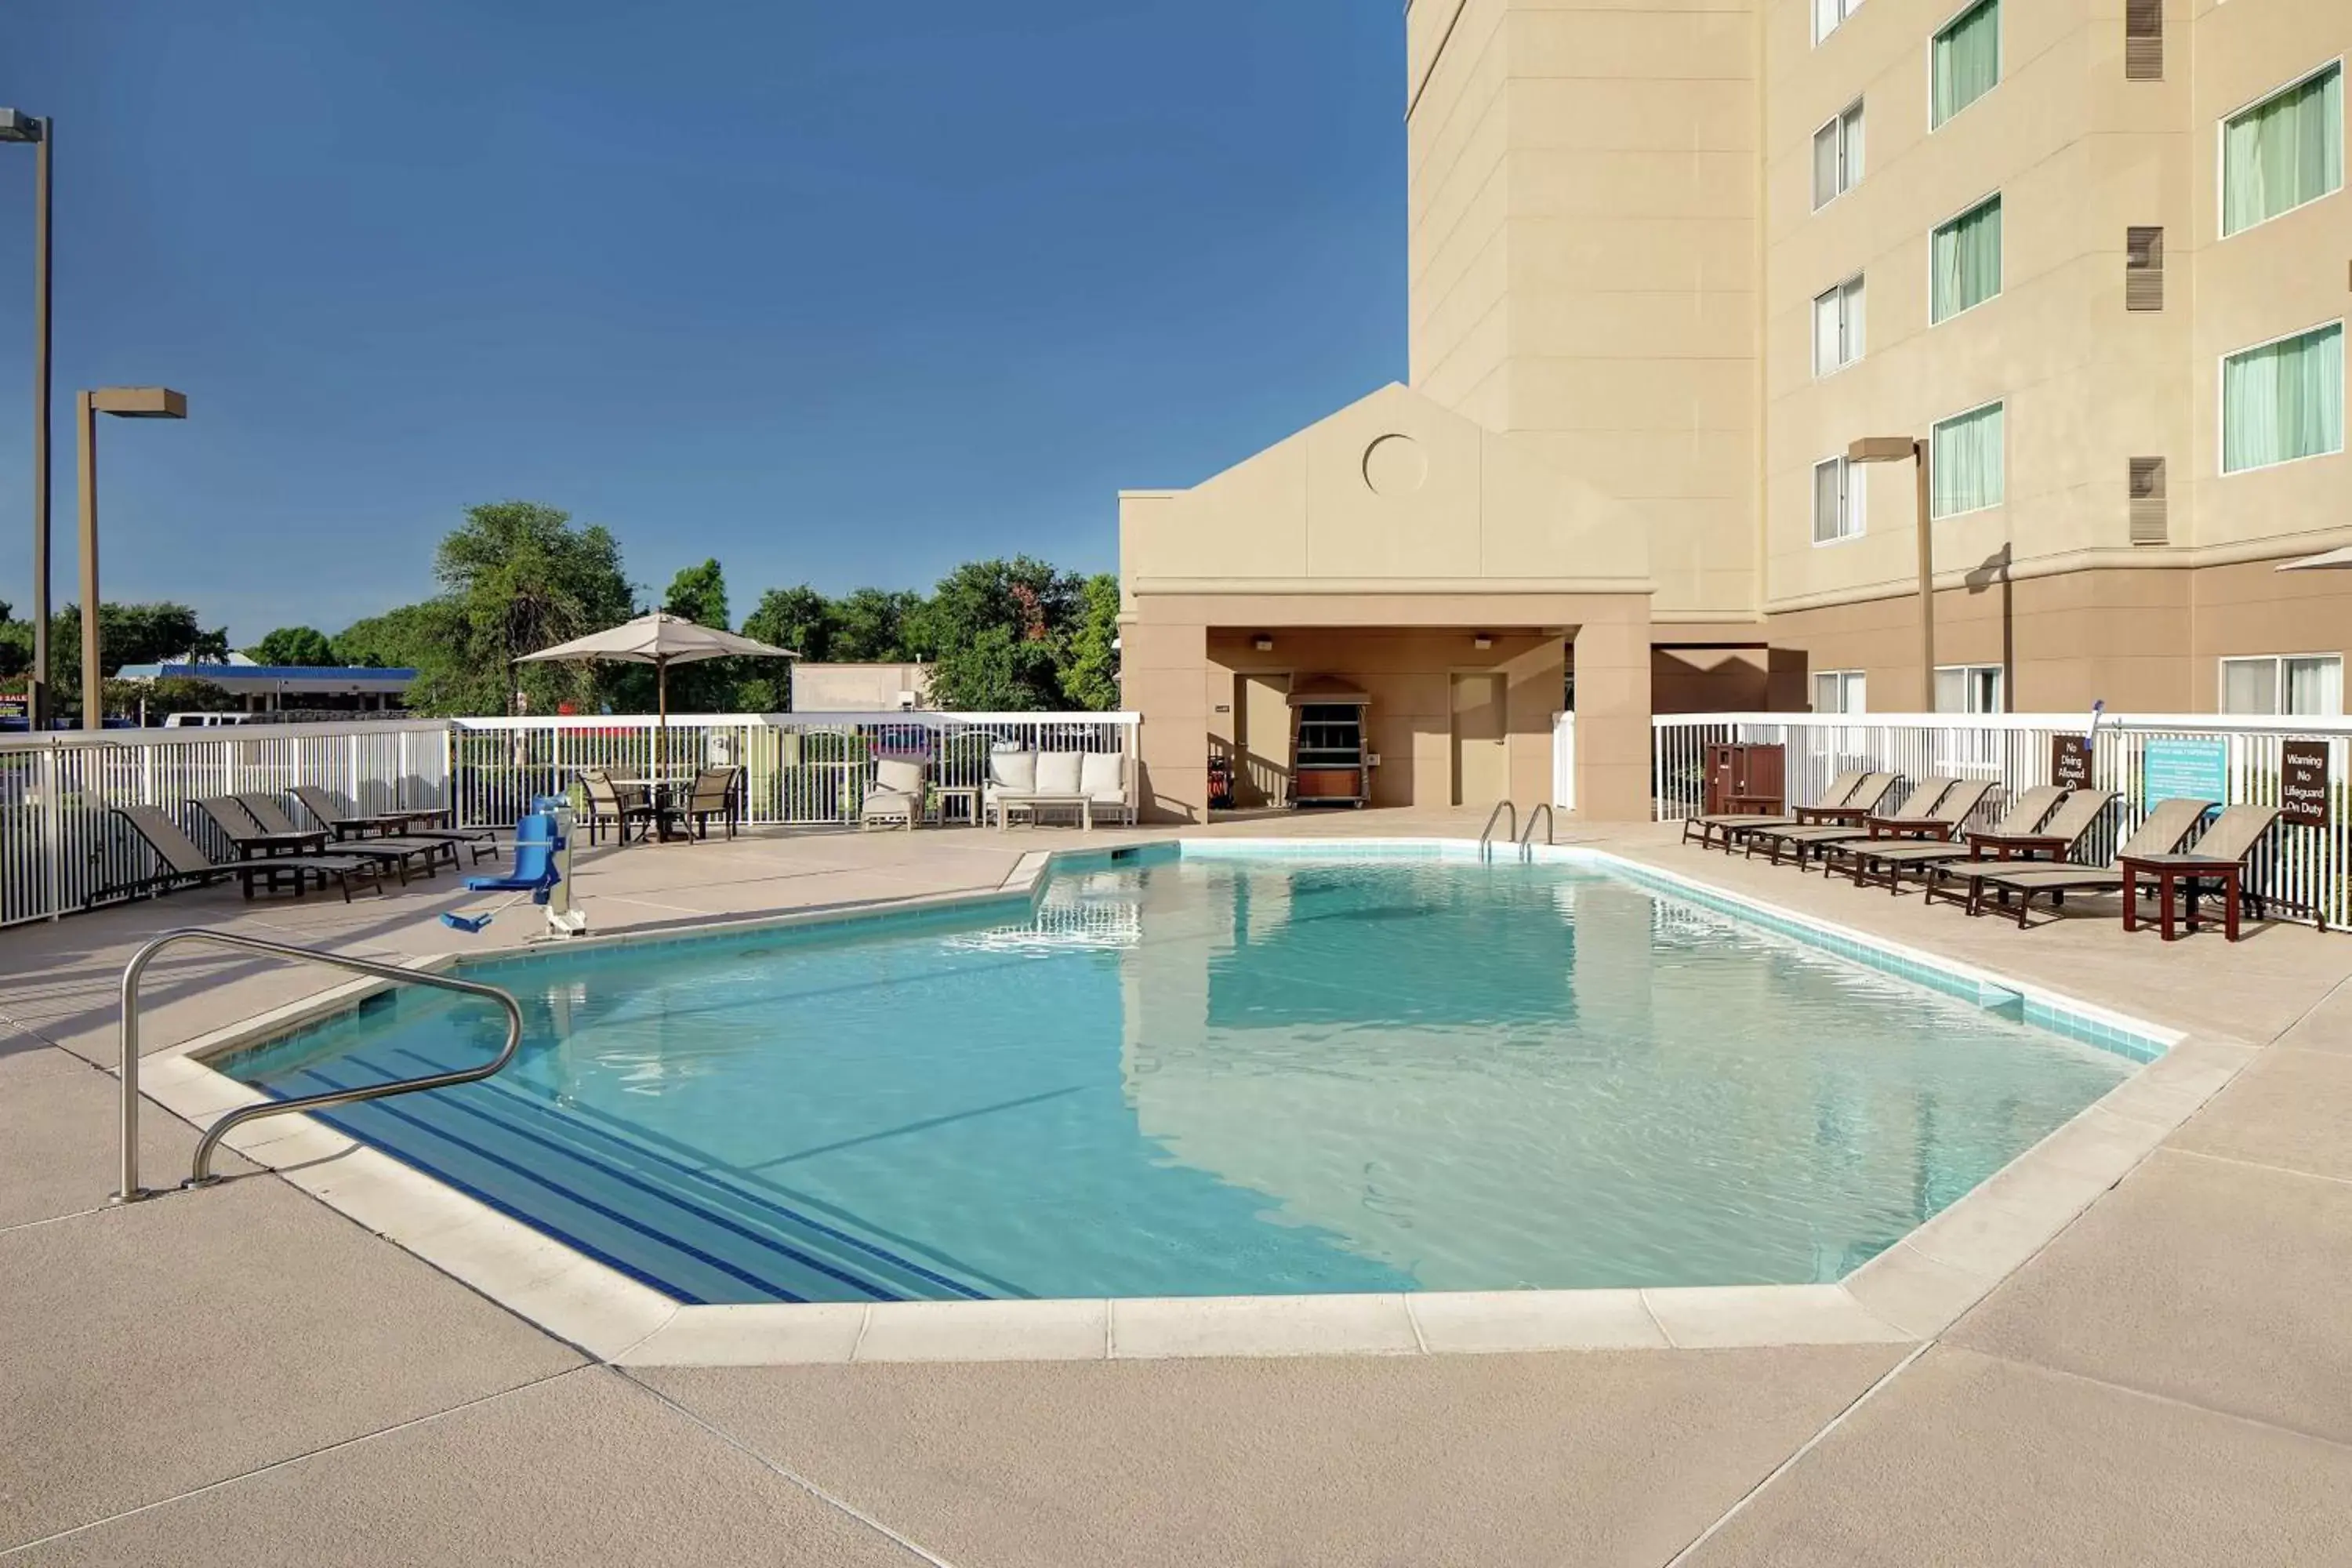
[2221,64,2343,238]
[1932,0,2000,129]
[2220,655,2343,717]
[1813,670,1867,714]
[1930,194,2002,322]
[1813,456,1864,543]
[1814,0,1863,46]
[1936,664,2004,714]
[1929,401,2005,517]
[1813,103,1865,209]
[1813,276,1866,376]
[2221,322,2344,474]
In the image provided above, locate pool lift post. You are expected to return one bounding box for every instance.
[441,798,586,940]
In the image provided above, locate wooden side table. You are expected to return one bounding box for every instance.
[2120,854,2245,942]
[933,786,982,827]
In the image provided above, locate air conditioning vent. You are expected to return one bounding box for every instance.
[2125,0,2162,80]
[2129,457,2168,545]
[2125,227,2164,311]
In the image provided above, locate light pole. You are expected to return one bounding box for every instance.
[0,109,52,731]
[1849,435,1934,712]
[76,387,189,729]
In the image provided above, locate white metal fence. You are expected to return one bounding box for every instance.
[1654,712,2352,929]
[1552,713,1575,812]
[0,712,1138,928]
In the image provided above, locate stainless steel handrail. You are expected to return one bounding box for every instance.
[1478,800,1518,862]
[1518,802,1555,861]
[115,929,524,1201]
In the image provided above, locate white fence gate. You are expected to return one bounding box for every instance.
[1552,712,1575,812]
[1653,712,2352,930]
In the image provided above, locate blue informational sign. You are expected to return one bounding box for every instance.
[2142,737,2228,807]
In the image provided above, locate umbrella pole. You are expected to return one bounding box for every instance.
[657,657,669,784]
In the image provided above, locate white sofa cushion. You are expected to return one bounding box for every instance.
[1034,751,1083,794]
[1080,751,1124,802]
[988,750,1036,792]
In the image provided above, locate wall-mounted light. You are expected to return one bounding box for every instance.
[1253,635,1274,652]
[1472,633,1493,650]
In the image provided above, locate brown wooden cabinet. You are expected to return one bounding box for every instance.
[1704,743,1785,817]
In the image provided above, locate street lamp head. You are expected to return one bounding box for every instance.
[90,387,188,419]
[0,108,45,143]
[1847,435,1921,465]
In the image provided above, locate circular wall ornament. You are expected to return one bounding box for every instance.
[1362,434,1428,497]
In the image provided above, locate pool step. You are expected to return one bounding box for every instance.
[280,1051,989,1305]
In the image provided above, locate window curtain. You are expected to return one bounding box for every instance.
[1930,402,2004,517]
[2221,660,2278,717]
[1842,104,1865,185]
[1932,0,2000,127]
[1813,122,1839,209]
[1813,459,1844,540]
[2223,65,2343,236]
[2287,657,2343,717]
[1931,197,2002,321]
[2223,323,2344,472]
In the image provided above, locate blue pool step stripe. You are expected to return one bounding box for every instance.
[281,1056,912,1304]
[365,1044,993,1302]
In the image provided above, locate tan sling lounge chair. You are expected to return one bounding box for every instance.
[1682,768,1866,851]
[1962,797,2218,926]
[1917,789,2122,911]
[1746,777,1960,867]
[1836,782,2065,891]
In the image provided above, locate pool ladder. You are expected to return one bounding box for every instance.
[1479,800,1558,862]
[113,929,524,1203]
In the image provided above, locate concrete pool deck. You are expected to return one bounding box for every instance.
[5,811,2350,1563]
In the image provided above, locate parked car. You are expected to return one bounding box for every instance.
[162,712,251,728]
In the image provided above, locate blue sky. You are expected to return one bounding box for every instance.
[0,2,1404,646]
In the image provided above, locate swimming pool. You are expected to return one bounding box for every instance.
[220,846,2147,1305]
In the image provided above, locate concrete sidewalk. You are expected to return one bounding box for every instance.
[5,815,2350,1565]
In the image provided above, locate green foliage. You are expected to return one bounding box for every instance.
[425,501,635,717]
[832,587,924,662]
[332,602,453,671]
[659,558,735,713]
[920,557,1080,712]
[738,585,830,710]
[662,558,730,629]
[0,601,231,717]
[245,626,337,666]
[1061,573,1122,712]
[133,675,240,719]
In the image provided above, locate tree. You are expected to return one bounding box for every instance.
[660,558,735,713]
[246,626,337,666]
[831,587,924,663]
[739,585,833,711]
[13,601,231,717]
[1060,573,1121,711]
[921,557,1080,711]
[426,501,633,716]
[333,601,456,672]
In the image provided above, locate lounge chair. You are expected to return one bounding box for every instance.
[104,804,240,901]
[236,791,455,881]
[1747,778,1960,867]
[579,771,657,846]
[1682,768,1866,851]
[289,785,499,864]
[861,757,924,832]
[181,798,390,902]
[1833,781,2053,890]
[1963,797,2215,926]
[670,766,741,840]
[1918,789,2122,911]
[2111,804,2283,941]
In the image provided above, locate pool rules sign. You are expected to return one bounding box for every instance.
[2282,741,2331,829]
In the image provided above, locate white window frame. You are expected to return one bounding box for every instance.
[2219,653,2344,717]
[1813,275,1867,378]
[1929,398,2006,518]
[2217,58,2346,241]
[1813,0,1864,47]
[1927,191,2003,325]
[1928,0,2002,132]
[1812,455,1865,544]
[1935,662,2004,714]
[1813,670,1867,714]
[2217,317,2347,476]
[1813,101,1866,210]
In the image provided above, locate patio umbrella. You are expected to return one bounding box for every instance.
[514,612,798,779]
[2277,546,2352,572]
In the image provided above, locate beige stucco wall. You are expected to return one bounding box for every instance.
[1407,0,1762,621]
[788,662,932,713]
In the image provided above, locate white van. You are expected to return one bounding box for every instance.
[162,713,251,729]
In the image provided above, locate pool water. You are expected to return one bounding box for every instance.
[222,851,2136,1303]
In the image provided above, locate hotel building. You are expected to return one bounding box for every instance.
[1119,0,2350,821]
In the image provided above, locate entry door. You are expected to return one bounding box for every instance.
[1236,673,1293,808]
[1451,673,1508,808]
